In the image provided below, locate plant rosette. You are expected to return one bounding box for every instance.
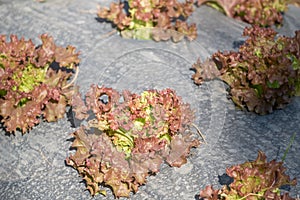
[67,85,202,198]
[199,151,297,200]
[192,26,300,115]
[197,0,288,27]
[0,34,80,134]
[97,0,197,42]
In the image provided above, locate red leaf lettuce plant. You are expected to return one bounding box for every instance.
[197,0,292,27]
[199,151,297,200]
[192,26,300,115]
[97,0,197,42]
[66,85,201,198]
[0,34,80,134]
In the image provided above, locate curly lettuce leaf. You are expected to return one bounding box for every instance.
[67,86,201,197]
[197,0,288,27]
[97,0,197,41]
[199,151,297,200]
[0,34,80,134]
[192,26,300,115]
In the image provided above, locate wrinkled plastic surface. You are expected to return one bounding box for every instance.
[0,0,299,199]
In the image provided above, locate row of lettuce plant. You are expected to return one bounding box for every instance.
[0,34,202,197]
[1,3,299,197]
[0,28,298,199]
